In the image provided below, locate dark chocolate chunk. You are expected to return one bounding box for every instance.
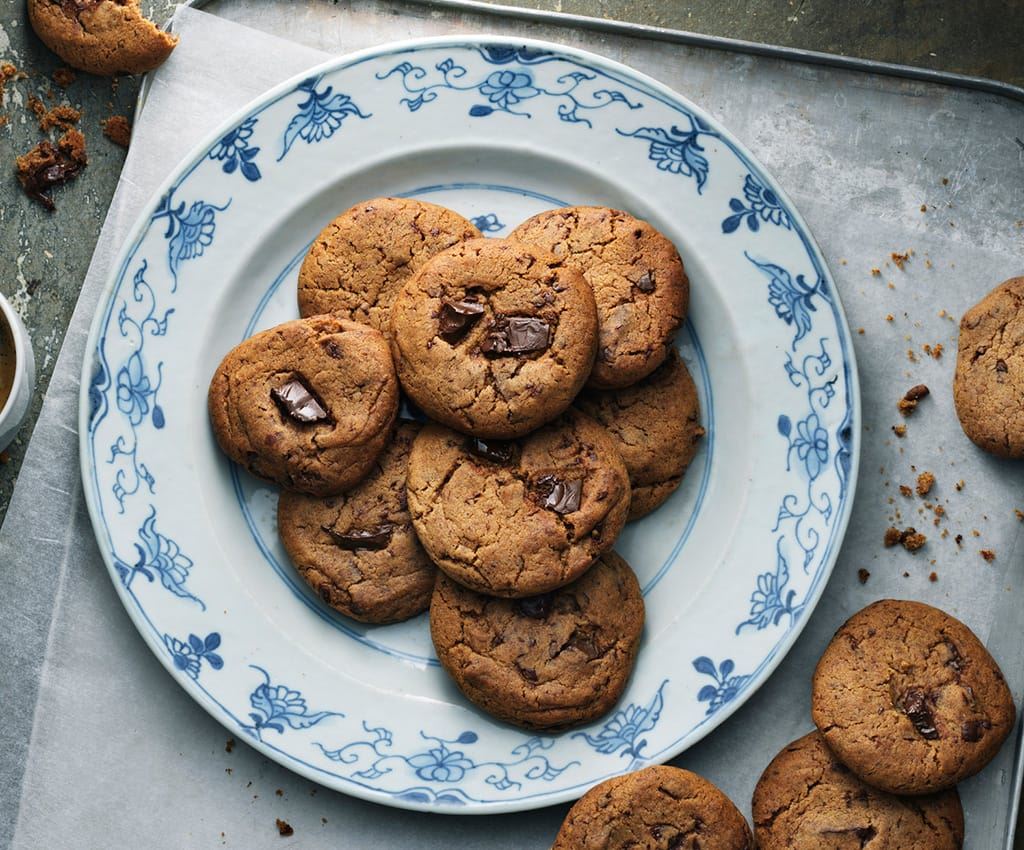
[903,384,930,402]
[271,378,328,423]
[322,523,395,551]
[635,271,655,293]
[996,359,1008,373]
[321,339,343,359]
[961,719,991,742]
[534,474,582,514]
[438,299,484,342]
[16,140,86,211]
[821,827,876,847]
[515,593,555,619]
[944,640,963,674]
[515,663,538,683]
[467,436,515,464]
[481,315,551,357]
[567,627,601,659]
[897,687,940,739]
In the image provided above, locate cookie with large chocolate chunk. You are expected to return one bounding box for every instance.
[208,315,398,496]
[390,238,598,438]
[577,349,704,520]
[953,276,1024,456]
[407,411,630,597]
[510,206,688,389]
[811,599,1015,794]
[278,421,435,623]
[554,765,753,849]
[297,197,480,332]
[753,731,964,850]
[430,550,644,730]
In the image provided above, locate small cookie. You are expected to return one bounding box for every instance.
[208,315,398,496]
[390,238,598,438]
[554,765,753,850]
[811,599,1016,795]
[577,349,704,520]
[297,197,481,332]
[407,411,631,597]
[277,421,434,623]
[753,731,964,850]
[510,206,688,389]
[430,550,644,730]
[953,276,1024,456]
[28,0,178,77]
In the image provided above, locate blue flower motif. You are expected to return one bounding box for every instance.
[478,45,551,64]
[694,657,750,715]
[409,738,476,782]
[279,76,370,160]
[470,213,504,232]
[115,352,161,427]
[617,118,713,193]
[747,253,821,348]
[477,70,540,111]
[153,193,231,287]
[163,632,223,680]
[736,539,799,632]
[722,173,792,233]
[246,665,341,737]
[210,117,261,182]
[114,506,204,609]
[792,413,829,480]
[573,680,666,759]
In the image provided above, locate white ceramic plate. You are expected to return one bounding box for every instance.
[80,36,859,813]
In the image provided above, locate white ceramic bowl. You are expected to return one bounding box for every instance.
[0,294,35,452]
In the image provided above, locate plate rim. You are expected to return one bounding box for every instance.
[78,32,861,814]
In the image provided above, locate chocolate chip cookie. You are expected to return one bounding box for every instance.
[953,276,1024,456]
[753,731,964,850]
[510,206,688,389]
[430,549,644,730]
[28,0,178,76]
[576,349,704,520]
[208,315,398,496]
[297,197,481,332]
[277,421,434,623]
[554,765,753,850]
[811,599,1016,795]
[407,411,631,597]
[390,238,598,438]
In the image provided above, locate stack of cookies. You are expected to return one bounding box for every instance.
[208,197,703,730]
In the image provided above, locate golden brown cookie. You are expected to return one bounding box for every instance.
[576,349,704,520]
[297,197,481,332]
[207,315,398,496]
[554,765,753,850]
[753,731,964,850]
[28,1,178,77]
[811,599,1016,795]
[277,421,435,623]
[430,550,644,730]
[953,276,1024,456]
[390,237,598,438]
[510,206,688,389]
[407,411,630,597]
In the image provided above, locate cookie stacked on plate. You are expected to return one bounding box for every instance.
[207,196,703,730]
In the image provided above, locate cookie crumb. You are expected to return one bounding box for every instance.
[971,529,980,537]
[899,484,913,497]
[225,767,232,775]
[884,526,902,547]
[102,114,131,148]
[892,424,906,437]
[955,533,963,546]
[886,313,894,322]
[15,128,88,211]
[857,568,870,584]
[954,479,964,491]
[1015,509,1024,522]
[891,251,912,270]
[52,67,76,88]
[0,450,9,464]
[897,384,929,415]
[871,268,881,276]
[980,549,996,562]
[920,204,927,212]
[916,471,935,496]
[857,327,865,335]
[38,103,81,132]
[929,571,938,582]
[275,819,293,837]
[942,177,949,185]
[275,788,284,797]
[225,737,235,753]
[321,817,327,825]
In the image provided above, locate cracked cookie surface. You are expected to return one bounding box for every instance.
[407,411,630,597]
[577,349,703,520]
[510,206,687,389]
[28,0,178,76]
[208,315,398,496]
[553,765,753,849]
[277,421,435,623]
[390,237,598,438]
[430,549,644,730]
[753,731,963,850]
[953,276,1024,456]
[297,197,480,332]
[811,599,1015,795]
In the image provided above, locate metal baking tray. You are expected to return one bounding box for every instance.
[152,2,1024,846]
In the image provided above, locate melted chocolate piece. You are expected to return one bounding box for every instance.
[996,359,1008,373]
[635,271,655,293]
[480,315,551,357]
[468,436,515,464]
[821,826,877,848]
[271,378,328,423]
[515,593,555,619]
[322,523,395,551]
[961,719,991,742]
[438,299,484,342]
[944,640,963,674]
[535,475,582,514]
[17,141,86,212]
[897,688,940,739]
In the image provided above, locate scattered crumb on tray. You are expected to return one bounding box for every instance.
[892,424,906,437]
[898,384,929,415]
[52,67,76,88]
[225,737,235,753]
[857,568,870,584]
[916,471,935,496]
[929,571,938,582]
[275,819,293,837]
[980,549,996,562]
[15,128,88,211]
[899,485,913,497]
[102,114,131,148]
[891,250,913,270]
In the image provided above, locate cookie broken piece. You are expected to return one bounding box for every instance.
[28,0,178,76]
[15,128,88,211]
[101,114,131,147]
